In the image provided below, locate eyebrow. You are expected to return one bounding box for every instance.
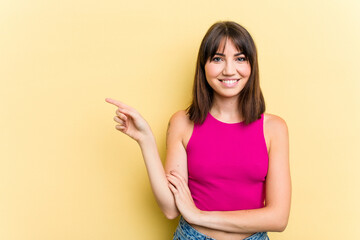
[214,52,244,56]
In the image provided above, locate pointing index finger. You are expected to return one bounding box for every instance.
[105,98,128,109]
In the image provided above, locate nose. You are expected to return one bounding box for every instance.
[222,60,236,75]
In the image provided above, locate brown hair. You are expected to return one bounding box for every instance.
[187,21,265,125]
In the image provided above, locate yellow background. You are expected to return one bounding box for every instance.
[1,0,359,239]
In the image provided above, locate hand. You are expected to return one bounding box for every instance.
[105,98,153,143]
[167,171,202,224]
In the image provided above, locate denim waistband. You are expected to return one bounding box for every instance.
[174,216,269,240]
[176,216,215,240]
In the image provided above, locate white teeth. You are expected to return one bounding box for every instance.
[222,80,237,84]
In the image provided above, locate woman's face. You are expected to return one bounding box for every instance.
[204,38,251,100]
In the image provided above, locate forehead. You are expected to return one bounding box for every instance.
[216,37,242,53]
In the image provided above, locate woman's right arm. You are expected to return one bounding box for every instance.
[105,98,189,219]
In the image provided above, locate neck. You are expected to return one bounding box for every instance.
[210,95,243,122]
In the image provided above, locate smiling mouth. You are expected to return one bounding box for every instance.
[219,79,239,84]
[218,79,240,87]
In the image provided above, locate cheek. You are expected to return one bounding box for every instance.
[205,63,221,79]
[239,64,251,77]
[244,64,251,76]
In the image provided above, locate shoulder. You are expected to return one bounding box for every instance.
[167,110,194,147]
[167,110,194,137]
[263,113,289,140]
[169,110,193,127]
[263,113,288,130]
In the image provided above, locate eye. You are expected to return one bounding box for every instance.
[212,57,222,62]
[237,57,247,62]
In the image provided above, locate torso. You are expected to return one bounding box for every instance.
[181,112,271,158]
[180,111,271,240]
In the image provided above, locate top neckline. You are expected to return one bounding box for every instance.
[208,112,245,125]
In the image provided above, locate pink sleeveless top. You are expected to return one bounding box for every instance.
[186,113,269,211]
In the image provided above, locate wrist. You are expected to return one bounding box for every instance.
[189,209,206,226]
[137,133,156,147]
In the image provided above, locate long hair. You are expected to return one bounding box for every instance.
[187,21,265,125]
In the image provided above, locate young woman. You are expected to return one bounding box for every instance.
[106,21,291,240]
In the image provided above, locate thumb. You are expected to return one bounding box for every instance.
[117,107,137,119]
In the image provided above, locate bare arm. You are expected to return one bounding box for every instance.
[168,114,291,233]
[163,110,191,219]
[137,134,178,219]
[106,98,188,219]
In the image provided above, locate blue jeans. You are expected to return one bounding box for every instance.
[173,216,269,240]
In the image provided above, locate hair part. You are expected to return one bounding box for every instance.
[187,21,265,125]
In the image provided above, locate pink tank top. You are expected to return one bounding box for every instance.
[186,113,269,211]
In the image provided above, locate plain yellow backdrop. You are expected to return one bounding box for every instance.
[1,0,359,239]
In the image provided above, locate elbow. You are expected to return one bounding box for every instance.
[275,222,287,232]
[164,212,179,220]
[273,217,289,232]
[159,200,180,220]
[163,210,179,220]
[267,206,290,232]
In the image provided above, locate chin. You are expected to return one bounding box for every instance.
[216,92,241,99]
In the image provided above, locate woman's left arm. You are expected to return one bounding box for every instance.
[167,115,291,233]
